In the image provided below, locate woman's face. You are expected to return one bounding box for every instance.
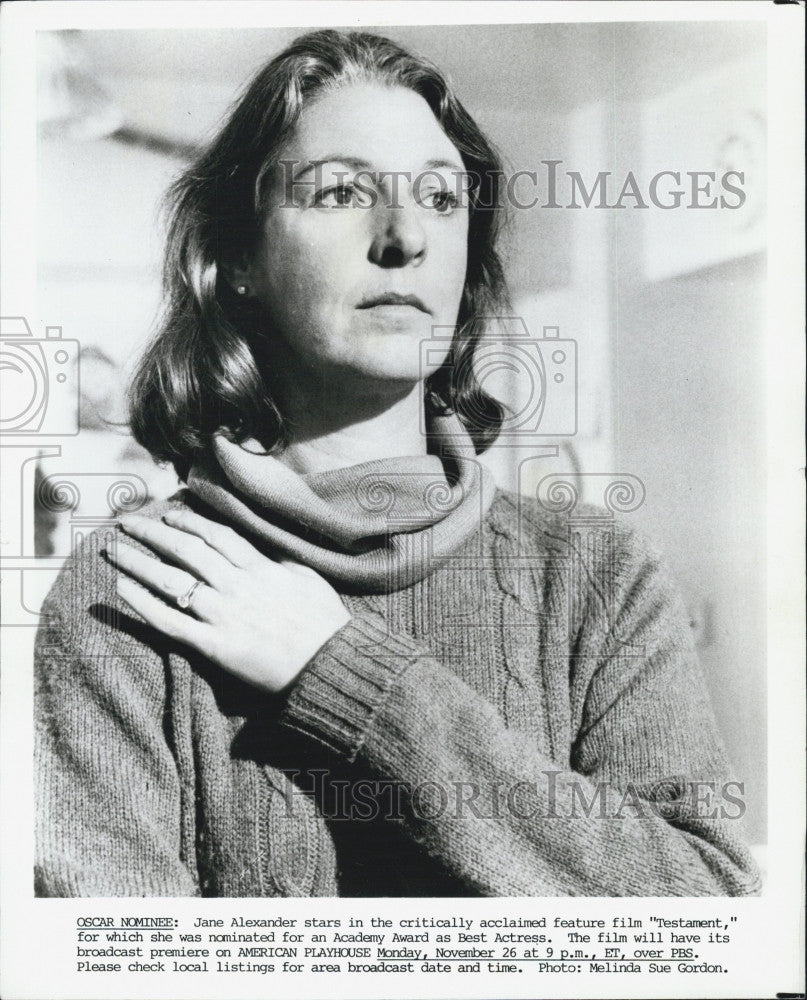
[241,82,469,394]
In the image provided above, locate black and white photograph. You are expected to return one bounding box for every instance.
[0,2,803,999]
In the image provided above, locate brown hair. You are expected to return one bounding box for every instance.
[129,29,509,479]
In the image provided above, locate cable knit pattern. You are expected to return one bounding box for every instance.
[35,444,761,897]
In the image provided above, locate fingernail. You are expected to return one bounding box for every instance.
[119,514,143,530]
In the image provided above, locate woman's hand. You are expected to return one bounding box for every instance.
[106,508,351,693]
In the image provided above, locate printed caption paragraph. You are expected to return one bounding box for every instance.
[74,911,741,979]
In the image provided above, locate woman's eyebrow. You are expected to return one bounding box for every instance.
[422,157,466,174]
[291,156,466,180]
[292,156,373,180]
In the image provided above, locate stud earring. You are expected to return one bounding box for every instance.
[236,284,248,296]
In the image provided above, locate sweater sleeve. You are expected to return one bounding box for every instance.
[279,527,761,897]
[35,530,200,897]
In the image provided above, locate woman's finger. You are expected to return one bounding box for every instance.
[162,507,264,569]
[116,576,212,648]
[118,514,234,585]
[106,540,215,620]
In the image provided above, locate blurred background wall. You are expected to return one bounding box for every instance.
[32,21,767,844]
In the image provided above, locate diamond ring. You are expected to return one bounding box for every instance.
[176,579,201,610]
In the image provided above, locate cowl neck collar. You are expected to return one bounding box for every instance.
[187,412,495,593]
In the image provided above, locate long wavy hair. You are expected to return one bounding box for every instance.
[129,29,509,479]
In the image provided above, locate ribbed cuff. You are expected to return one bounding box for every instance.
[279,615,427,762]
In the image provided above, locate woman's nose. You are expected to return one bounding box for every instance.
[368,203,427,268]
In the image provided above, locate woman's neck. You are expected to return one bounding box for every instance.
[275,379,428,475]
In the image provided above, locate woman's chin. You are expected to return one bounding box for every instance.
[331,342,433,385]
[328,355,426,395]
[357,366,425,391]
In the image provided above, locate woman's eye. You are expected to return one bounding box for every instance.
[314,184,366,209]
[419,189,460,214]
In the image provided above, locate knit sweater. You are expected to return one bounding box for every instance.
[34,423,761,897]
[186,412,496,592]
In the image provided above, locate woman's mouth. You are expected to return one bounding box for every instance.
[357,292,430,313]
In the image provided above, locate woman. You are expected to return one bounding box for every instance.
[35,29,760,897]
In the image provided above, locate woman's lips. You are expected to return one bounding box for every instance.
[357,293,430,312]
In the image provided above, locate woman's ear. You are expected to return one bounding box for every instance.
[220,252,255,298]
